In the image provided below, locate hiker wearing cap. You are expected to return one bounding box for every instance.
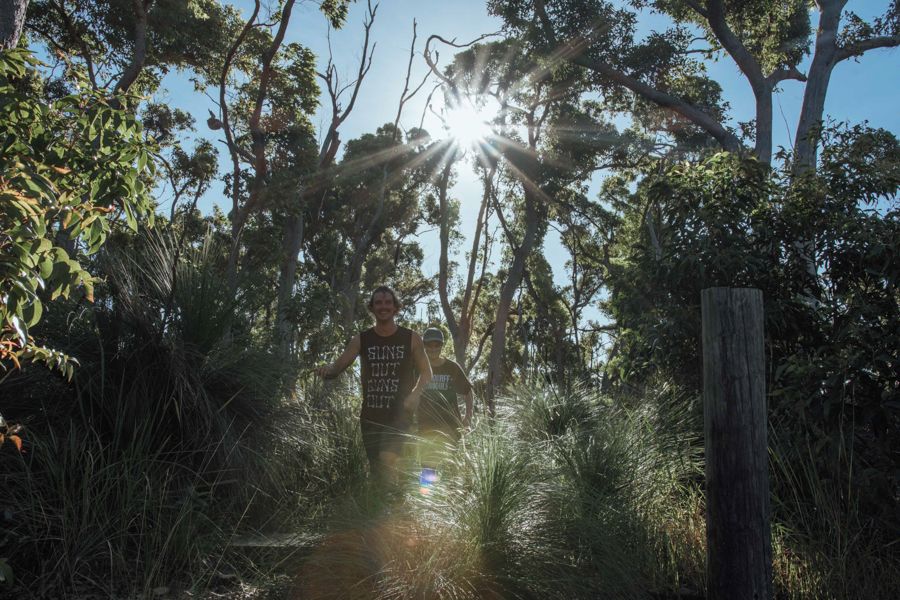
[419,327,474,449]
[315,286,432,483]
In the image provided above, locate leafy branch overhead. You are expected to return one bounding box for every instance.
[491,0,899,168]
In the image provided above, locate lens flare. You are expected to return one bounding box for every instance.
[419,467,439,495]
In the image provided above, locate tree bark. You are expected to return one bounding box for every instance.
[437,156,460,337]
[793,0,846,174]
[274,208,304,356]
[0,0,28,50]
[485,192,542,409]
[704,0,775,164]
[531,0,742,154]
[112,0,152,97]
[702,287,772,600]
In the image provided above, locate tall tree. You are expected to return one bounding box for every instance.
[304,123,432,332]
[490,0,899,169]
[433,152,497,369]
[273,1,376,357]
[212,0,319,294]
[430,39,620,405]
[27,0,243,98]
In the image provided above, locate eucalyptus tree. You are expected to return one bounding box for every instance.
[430,39,623,405]
[489,0,899,170]
[207,0,336,296]
[26,0,243,98]
[273,2,376,357]
[410,118,497,371]
[554,198,613,372]
[303,123,433,334]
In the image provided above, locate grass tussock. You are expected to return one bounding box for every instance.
[290,382,707,600]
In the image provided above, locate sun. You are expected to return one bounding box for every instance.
[440,99,498,148]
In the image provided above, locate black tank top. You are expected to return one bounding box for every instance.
[359,326,415,425]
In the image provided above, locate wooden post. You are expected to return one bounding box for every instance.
[701,287,772,600]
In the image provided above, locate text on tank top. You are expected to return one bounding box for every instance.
[360,326,415,421]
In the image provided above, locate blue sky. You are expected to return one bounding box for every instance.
[156,0,900,321]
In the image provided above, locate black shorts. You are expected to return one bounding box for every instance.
[360,418,413,469]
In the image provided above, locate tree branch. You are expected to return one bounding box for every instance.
[705,0,766,88]
[219,0,260,167]
[248,0,298,188]
[836,34,900,62]
[460,164,496,332]
[317,1,378,169]
[46,0,98,89]
[531,0,742,153]
[113,0,153,96]
[766,65,807,85]
[423,31,499,92]
[681,0,708,19]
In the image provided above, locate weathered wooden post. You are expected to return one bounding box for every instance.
[701,287,772,600]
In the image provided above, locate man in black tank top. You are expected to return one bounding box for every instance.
[315,286,432,483]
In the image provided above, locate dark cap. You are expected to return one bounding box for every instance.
[422,327,444,344]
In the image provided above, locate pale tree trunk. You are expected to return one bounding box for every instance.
[112,0,152,96]
[0,0,28,50]
[702,0,807,166]
[274,208,304,355]
[438,163,494,369]
[436,156,460,338]
[486,193,542,410]
[753,88,774,165]
[339,251,366,332]
[793,0,846,175]
[790,1,845,297]
[454,175,491,367]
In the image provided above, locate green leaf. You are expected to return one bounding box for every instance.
[39,257,54,279]
[9,315,27,346]
[23,299,42,327]
[123,203,138,232]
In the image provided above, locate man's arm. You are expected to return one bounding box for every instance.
[402,332,432,412]
[314,334,360,379]
[462,389,474,427]
[456,364,474,426]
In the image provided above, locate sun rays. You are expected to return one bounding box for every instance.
[439,99,498,148]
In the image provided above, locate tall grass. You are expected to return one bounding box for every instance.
[769,428,900,599]
[293,381,706,600]
[0,230,320,596]
[4,421,222,596]
[294,380,898,599]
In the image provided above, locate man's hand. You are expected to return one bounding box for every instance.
[316,334,361,380]
[402,394,420,413]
